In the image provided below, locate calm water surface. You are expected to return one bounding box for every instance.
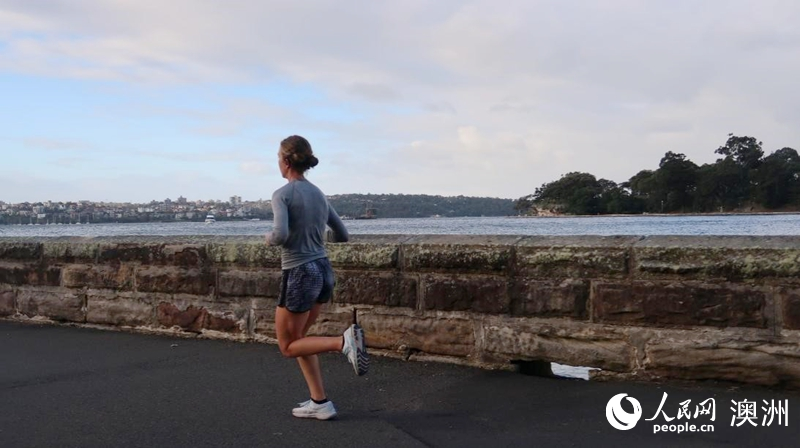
[1,214,798,237]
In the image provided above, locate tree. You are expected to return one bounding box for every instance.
[751,147,800,208]
[598,178,643,214]
[715,134,764,170]
[627,170,662,212]
[513,134,798,216]
[694,158,747,212]
[682,134,767,211]
[513,194,537,215]
[655,151,698,212]
[531,172,603,215]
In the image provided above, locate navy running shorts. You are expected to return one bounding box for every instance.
[278,257,335,313]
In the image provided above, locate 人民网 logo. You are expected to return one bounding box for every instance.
[606,393,643,430]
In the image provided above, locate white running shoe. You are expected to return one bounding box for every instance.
[291,400,337,420]
[342,323,369,376]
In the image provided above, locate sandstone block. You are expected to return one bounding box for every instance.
[326,236,406,269]
[156,300,247,334]
[62,264,135,290]
[136,266,215,296]
[157,303,205,332]
[633,235,800,281]
[41,266,61,286]
[359,312,475,357]
[482,319,635,372]
[204,310,245,333]
[86,291,153,326]
[218,269,282,298]
[779,287,800,330]
[592,281,769,328]
[0,289,15,316]
[401,235,521,272]
[16,288,85,322]
[0,241,42,261]
[511,279,589,318]
[515,236,635,279]
[159,244,209,267]
[0,262,61,287]
[43,240,100,263]
[98,243,165,265]
[334,271,417,308]
[645,337,800,388]
[422,274,509,314]
[0,262,32,285]
[206,239,281,268]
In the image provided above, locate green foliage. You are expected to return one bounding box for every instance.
[752,147,800,208]
[518,172,642,215]
[656,152,698,212]
[327,194,515,218]
[514,194,537,214]
[715,134,764,170]
[516,135,800,215]
[527,172,597,214]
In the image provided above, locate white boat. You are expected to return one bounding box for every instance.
[204,214,216,224]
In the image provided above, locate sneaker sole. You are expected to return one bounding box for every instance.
[292,410,338,421]
[353,325,369,376]
[344,325,360,375]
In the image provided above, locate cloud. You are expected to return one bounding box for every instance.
[24,137,93,151]
[0,169,274,203]
[131,149,252,163]
[238,160,271,176]
[52,157,85,167]
[1,0,799,201]
[489,103,535,114]
[346,83,400,102]
[380,125,554,197]
[423,101,457,114]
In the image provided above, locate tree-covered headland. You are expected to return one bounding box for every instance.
[514,135,800,216]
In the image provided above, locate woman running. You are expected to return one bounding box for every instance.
[266,135,368,421]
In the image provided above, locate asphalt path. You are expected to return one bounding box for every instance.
[1,320,798,447]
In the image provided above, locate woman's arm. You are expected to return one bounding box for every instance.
[326,204,349,243]
[267,190,289,246]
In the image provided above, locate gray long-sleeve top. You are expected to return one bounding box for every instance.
[267,179,349,270]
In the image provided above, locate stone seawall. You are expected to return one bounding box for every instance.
[1,235,799,388]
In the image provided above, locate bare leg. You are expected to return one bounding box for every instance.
[275,304,344,401]
[296,304,326,401]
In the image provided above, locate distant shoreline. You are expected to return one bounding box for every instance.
[507,211,800,219]
[3,211,799,226]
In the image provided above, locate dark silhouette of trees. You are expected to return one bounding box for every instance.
[752,147,800,209]
[515,135,799,215]
[327,194,515,218]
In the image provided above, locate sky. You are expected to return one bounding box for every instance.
[1,0,799,203]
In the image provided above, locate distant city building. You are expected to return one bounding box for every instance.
[0,196,279,225]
